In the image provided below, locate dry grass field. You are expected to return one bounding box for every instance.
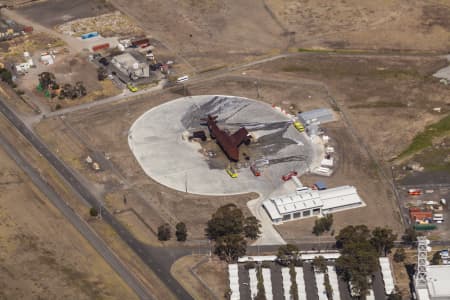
[34,59,427,242]
[107,0,450,73]
[0,147,138,300]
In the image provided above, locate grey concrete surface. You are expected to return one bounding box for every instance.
[128,95,315,196]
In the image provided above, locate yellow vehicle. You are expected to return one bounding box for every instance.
[225,167,238,178]
[293,120,304,132]
[127,83,138,92]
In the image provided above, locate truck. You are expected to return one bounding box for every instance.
[250,164,261,176]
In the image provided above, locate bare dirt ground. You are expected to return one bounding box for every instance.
[265,0,450,52]
[110,0,287,71]
[0,147,137,299]
[106,0,450,73]
[171,255,228,300]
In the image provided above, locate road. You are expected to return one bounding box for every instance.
[0,131,153,300]
[0,97,192,300]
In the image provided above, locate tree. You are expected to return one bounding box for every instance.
[324,273,333,300]
[393,248,406,263]
[322,214,333,231]
[206,204,244,240]
[243,216,261,240]
[214,234,247,263]
[431,251,442,265]
[255,266,266,300]
[387,290,403,300]
[313,214,334,236]
[97,67,107,81]
[289,265,299,300]
[402,228,418,245]
[175,222,187,241]
[371,227,397,256]
[158,223,171,241]
[276,244,300,266]
[313,218,325,236]
[335,225,379,298]
[335,225,370,249]
[0,68,13,85]
[89,207,99,217]
[313,256,328,273]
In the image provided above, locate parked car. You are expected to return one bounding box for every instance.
[226,167,238,178]
[127,83,138,92]
[99,57,109,66]
[282,171,298,181]
[293,121,304,132]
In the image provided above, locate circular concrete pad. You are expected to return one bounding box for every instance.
[128,95,315,195]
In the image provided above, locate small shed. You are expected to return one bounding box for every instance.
[298,108,335,125]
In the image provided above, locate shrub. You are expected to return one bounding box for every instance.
[89,207,98,217]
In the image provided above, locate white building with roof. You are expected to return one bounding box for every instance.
[262,185,364,223]
[298,108,335,126]
[111,52,149,80]
[417,265,450,300]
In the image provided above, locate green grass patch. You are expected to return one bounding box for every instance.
[398,114,450,160]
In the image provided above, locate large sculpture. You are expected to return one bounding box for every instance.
[201,115,250,161]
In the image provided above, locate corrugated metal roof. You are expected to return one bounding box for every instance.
[270,190,323,214]
[299,108,333,121]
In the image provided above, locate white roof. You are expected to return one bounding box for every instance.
[262,200,282,220]
[427,265,450,298]
[270,190,323,214]
[320,186,363,210]
[417,288,430,300]
[281,268,291,300]
[238,255,277,263]
[379,257,395,294]
[327,266,341,300]
[300,252,340,260]
[228,264,240,300]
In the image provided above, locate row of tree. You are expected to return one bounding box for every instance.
[205,204,261,262]
[158,222,188,242]
[335,225,397,297]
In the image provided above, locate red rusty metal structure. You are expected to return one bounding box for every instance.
[201,115,250,161]
[92,43,110,52]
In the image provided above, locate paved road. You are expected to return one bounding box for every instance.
[0,97,192,300]
[0,132,153,300]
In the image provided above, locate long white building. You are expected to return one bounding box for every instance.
[262,185,364,223]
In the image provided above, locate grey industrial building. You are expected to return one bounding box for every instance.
[298,108,335,125]
[111,52,149,80]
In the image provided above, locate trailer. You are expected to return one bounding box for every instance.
[92,43,110,52]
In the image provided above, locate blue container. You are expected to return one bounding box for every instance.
[81,32,99,39]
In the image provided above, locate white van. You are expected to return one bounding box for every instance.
[176,75,189,83]
[433,214,444,223]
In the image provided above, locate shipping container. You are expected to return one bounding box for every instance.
[410,211,433,221]
[132,38,149,47]
[408,189,422,196]
[23,26,33,33]
[414,224,437,231]
[92,43,110,52]
[81,31,99,39]
[409,207,421,212]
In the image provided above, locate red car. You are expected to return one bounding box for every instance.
[282,171,298,181]
[250,165,261,176]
